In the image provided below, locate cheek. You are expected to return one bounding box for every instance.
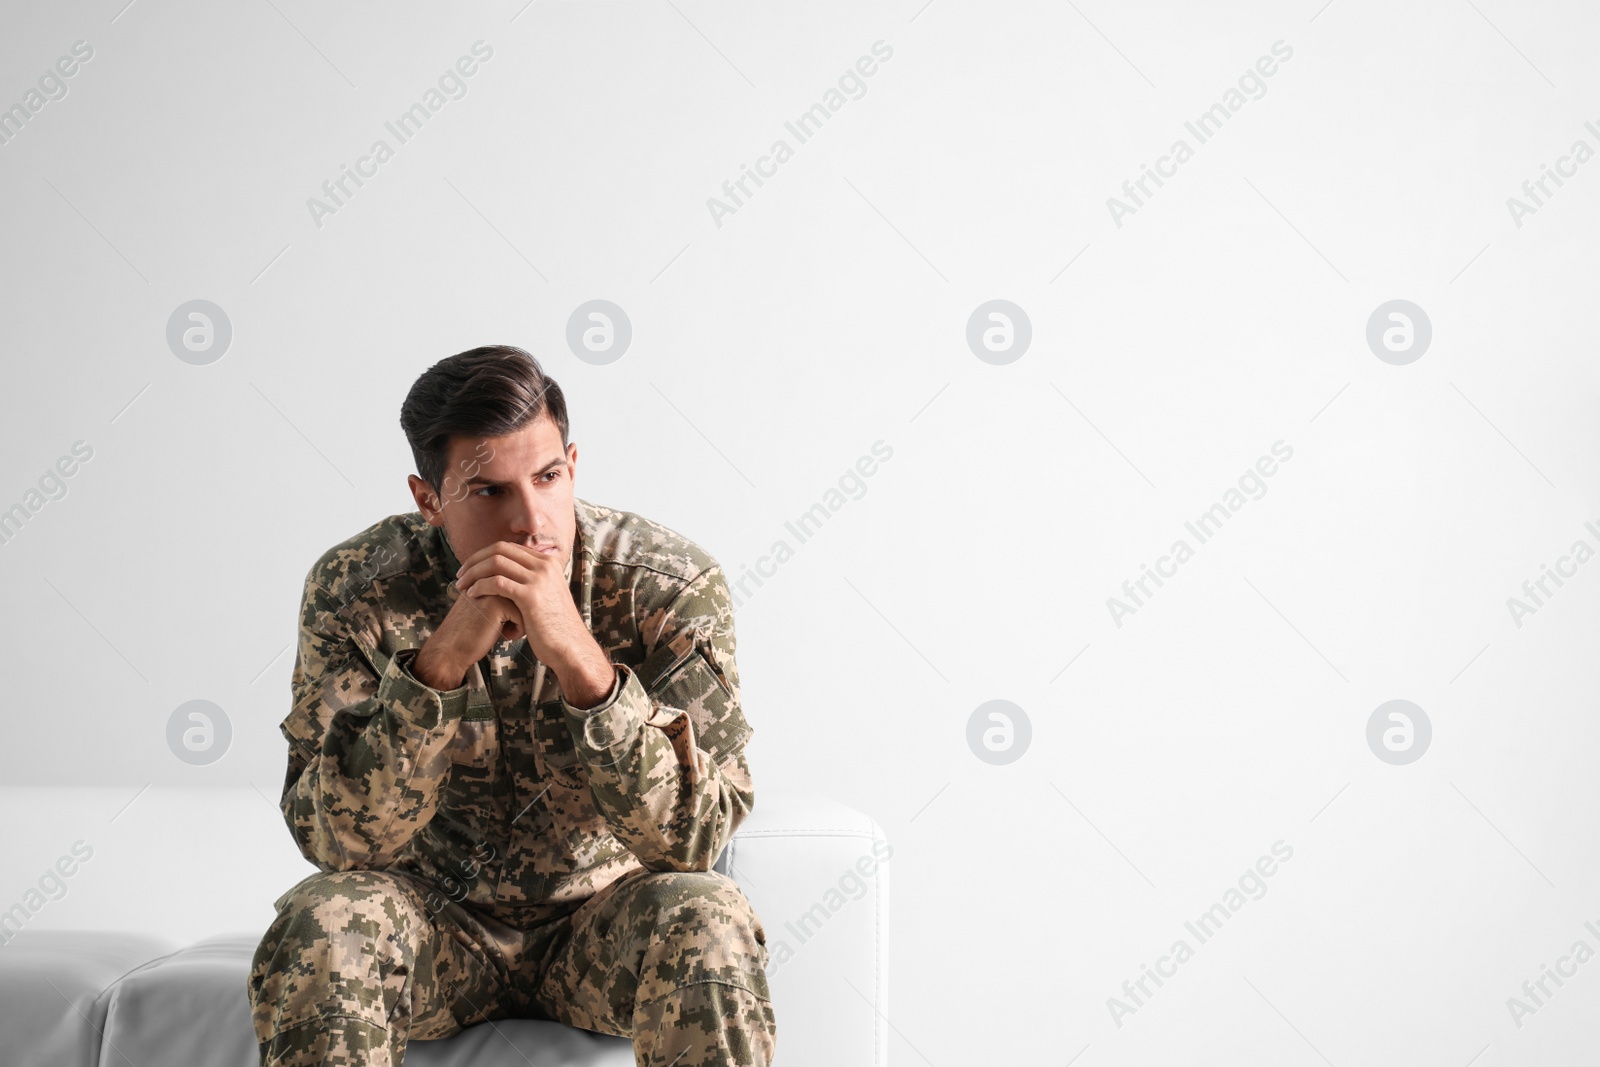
[447,521,490,564]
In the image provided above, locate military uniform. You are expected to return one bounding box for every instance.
[247,496,775,1067]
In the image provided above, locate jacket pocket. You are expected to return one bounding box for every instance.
[643,642,751,767]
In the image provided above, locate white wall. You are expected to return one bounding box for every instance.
[0,787,312,949]
[2,1,1598,1064]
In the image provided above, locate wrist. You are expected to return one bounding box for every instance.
[554,643,617,710]
[412,639,469,691]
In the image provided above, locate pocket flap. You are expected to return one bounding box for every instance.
[643,641,750,766]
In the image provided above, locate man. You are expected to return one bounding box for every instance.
[247,345,775,1067]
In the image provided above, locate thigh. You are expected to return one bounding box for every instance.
[248,868,507,1046]
[529,866,772,1037]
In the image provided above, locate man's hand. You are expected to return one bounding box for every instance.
[455,540,616,706]
[411,588,523,690]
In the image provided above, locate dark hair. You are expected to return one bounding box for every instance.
[399,345,569,496]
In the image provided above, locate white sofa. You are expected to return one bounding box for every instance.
[0,790,889,1067]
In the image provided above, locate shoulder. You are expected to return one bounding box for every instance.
[304,511,435,602]
[578,497,739,657]
[576,496,723,600]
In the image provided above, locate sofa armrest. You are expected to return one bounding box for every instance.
[714,792,891,1067]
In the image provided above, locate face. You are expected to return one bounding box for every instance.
[407,414,579,569]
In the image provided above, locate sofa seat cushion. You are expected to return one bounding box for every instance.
[0,929,179,1067]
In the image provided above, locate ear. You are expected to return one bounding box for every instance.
[408,474,443,524]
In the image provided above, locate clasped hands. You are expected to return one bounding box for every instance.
[415,540,616,708]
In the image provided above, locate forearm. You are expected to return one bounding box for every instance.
[283,646,469,869]
[411,635,474,690]
[551,635,622,712]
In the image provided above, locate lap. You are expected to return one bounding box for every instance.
[528,866,772,1036]
[253,865,772,1042]
[252,868,513,1040]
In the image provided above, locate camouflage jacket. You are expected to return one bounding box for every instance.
[277,496,754,924]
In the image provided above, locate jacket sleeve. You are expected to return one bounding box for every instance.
[278,573,475,870]
[560,562,756,873]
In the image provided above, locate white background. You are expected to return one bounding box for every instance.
[2,1,1598,1064]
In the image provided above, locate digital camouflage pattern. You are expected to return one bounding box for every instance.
[248,865,773,1067]
[247,496,774,1066]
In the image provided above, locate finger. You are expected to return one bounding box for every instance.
[457,588,524,639]
[456,540,547,576]
[498,599,526,641]
[463,575,524,602]
[493,541,548,568]
[499,607,525,639]
[465,582,533,642]
[455,546,553,590]
[452,588,507,634]
[454,547,553,588]
[456,554,533,592]
[492,593,526,632]
[453,542,505,579]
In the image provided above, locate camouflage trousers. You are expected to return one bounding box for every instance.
[246,866,776,1067]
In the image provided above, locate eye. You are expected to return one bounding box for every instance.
[540,470,561,483]
[474,486,499,497]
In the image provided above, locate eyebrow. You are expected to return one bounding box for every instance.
[462,456,567,487]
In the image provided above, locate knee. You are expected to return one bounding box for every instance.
[248,870,434,1051]
[271,870,421,939]
[630,870,769,974]
[632,871,758,924]
[251,870,427,995]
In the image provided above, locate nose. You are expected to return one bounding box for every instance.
[508,489,545,541]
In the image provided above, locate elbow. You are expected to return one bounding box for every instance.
[285,807,371,872]
[630,821,728,873]
[309,846,367,872]
[291,830,363,872]
[639,847,717,874]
